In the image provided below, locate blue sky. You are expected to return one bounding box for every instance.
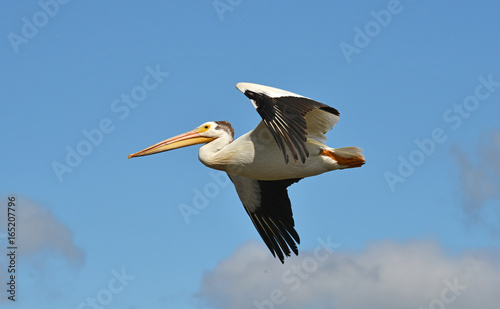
[1,1,499,308]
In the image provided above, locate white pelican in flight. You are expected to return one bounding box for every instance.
[129,82,365,263]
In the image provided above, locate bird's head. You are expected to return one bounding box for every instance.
[128,121,234,159]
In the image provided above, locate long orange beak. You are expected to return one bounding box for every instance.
[128,129,215,159]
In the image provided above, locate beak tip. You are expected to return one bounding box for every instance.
[128,154,135,159]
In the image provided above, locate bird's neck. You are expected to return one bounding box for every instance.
[198,135,233,170]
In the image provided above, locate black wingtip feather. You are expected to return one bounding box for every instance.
[244,178,302,263]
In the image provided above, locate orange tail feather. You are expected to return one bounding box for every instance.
[320,148,365,168]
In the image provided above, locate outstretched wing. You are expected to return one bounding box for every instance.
[236,82,340,164]
[228,173,301,263]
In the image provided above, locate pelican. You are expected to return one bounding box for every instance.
[129,82,365,263]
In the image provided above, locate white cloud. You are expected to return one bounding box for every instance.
[452,130,500,220]
[0,195,85,301]
[0,196,85,264]
[197,239,500,309]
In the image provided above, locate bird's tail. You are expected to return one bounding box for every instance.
[320,147,365,169]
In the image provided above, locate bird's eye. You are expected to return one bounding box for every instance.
[198,124,211,133]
